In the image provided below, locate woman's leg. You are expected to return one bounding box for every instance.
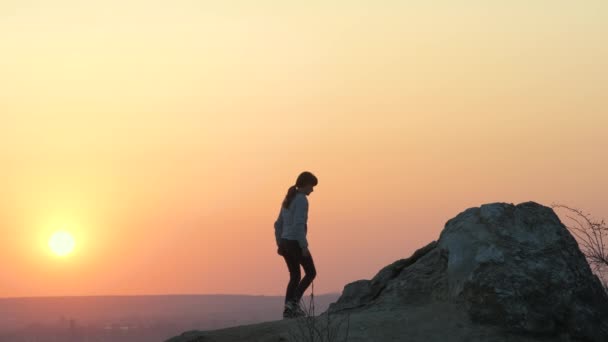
[294,252,317,303]
[281,240,302,304]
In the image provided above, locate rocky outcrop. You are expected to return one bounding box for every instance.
[167,201,608,342]
[328,201,608,342]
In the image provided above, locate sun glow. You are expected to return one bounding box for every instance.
[48,231,76,256]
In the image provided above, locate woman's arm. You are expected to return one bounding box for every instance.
[274,208,284,247]
[293,196,309,250]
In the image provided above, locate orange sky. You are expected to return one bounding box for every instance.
[1,1,607,298]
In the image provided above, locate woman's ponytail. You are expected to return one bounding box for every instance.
[282,185,299,209]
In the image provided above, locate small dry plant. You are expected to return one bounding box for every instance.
[287,283,351,342]
[552,203,608,292]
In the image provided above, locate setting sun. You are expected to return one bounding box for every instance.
[48,231,76,257]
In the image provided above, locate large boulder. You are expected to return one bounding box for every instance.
[328,201,608,341]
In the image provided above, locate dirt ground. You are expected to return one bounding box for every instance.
[166,302,571,342]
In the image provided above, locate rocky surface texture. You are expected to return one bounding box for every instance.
[168,201,608,342]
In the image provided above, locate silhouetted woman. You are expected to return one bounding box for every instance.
[274,171,318,318]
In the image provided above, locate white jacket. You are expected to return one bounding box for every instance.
[274,192,309,249]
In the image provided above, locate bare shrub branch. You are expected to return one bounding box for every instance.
[286,282,351,342]
[551,203,608,291]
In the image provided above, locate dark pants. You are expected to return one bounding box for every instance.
[280,238,317,305]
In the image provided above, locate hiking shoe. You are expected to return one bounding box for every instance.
[283,301,306,319]
[287,300,307,317]
[282,307,296,319]
[293,302,307,317]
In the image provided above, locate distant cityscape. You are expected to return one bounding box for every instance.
[0,294,340,342]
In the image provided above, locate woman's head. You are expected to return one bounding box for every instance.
[282,171,318,209]
[295,171,318,195]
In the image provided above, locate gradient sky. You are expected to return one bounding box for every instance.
[1,1,607,298]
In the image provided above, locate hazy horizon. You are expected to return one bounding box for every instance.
[0,293,341,341]
[0,292,341,300]
[2,1,607,298]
